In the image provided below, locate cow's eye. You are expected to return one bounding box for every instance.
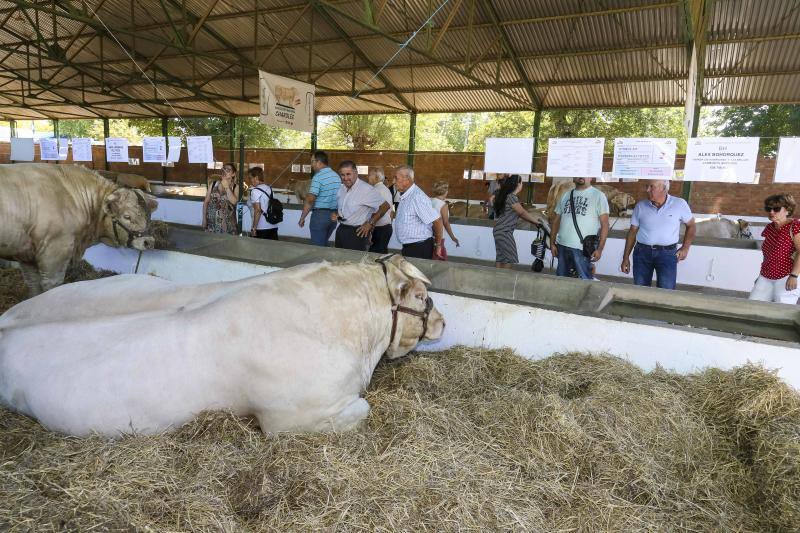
[416,293,425,300]
[123,214,131,220]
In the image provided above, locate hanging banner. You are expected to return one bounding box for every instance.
[484,137,534,174]
[187,136,214,164]
[10,137,34,161]
[612,138,676,179]
[167,136,182,162]
[683,137,759,182]
[775,137,800,183]
[71,138,93,162]
[142,136,167,163]
[259,70,315,133]
[546,138,605,178]
[105,137,130,163]
[58,138,69,160]
[40,138,59,160]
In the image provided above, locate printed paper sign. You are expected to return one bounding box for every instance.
[187,136,214,164]
[10,137,34,161]
[259,70,315,133]
[683,137,759,182]
[462,169,485,180]
[291,164,301,173]
[71,138,93,161]
[302,164,311,173]
[612,138,676,179]
[105,137,130,163]
[58,138,69,160]
[546,138,605,178]
[527,173,545,183]
[167,136,182,162]
[484,138,534,174]
[40,138,59,160]
[775,137,800,183]
[142,136,166,163]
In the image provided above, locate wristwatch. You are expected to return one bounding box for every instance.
[790,274,798,279]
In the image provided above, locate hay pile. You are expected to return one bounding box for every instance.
[1,348,798,531]
[148,220,171,249]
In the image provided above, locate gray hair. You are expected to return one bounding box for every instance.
[395,165,415,181]
[371,167,386,182]
[654,179,670,191]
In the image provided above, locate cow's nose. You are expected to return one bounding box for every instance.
[143,237,155,249]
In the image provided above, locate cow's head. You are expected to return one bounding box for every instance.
[379,255,445,359]
[100,187,158,250]
[737,219,753,239]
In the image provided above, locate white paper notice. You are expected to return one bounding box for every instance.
[684,137,759,182]
[10,137,34,161]
[167,136,182,162]
[58,138,69,160]
[71,138,93,161]
[187,136,214,164]
[40,138,59,160]
[484,137,534,174]
[546,138,605,178]
[612,138,676,179]
[775,138,800,183]
[105,137,129,163]
[142,136,166,163]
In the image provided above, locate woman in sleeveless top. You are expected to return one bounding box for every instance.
[492,175,545,269]
[430,181,460,261]
[203,162,239,235]
[749,194,800,304]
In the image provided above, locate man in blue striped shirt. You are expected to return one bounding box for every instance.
[394,165,444,259]
[298,150,342,246]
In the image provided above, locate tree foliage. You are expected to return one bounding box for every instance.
[706,105,800,156]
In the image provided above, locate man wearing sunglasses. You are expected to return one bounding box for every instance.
[620,179,696,290]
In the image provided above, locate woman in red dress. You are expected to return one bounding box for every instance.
[748,194,800,305]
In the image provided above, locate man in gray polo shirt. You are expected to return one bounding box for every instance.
[333,160,391,251]
[620,179,696,290]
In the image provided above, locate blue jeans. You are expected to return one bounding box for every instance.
[309,209,337,247]
[556,244,593,280]
[632,244,678,289]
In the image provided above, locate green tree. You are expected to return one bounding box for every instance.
[318,114,409,151]
[706,105,800,156]
[58,119,103,140]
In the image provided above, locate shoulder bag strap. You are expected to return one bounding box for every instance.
[569,189,585,243]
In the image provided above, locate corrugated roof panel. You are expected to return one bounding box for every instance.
[541,80,684,107]
[705,73,800,104]
[710,0,800,40]
[706,38,800,75]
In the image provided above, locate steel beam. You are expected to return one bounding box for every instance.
[407,112,417,166]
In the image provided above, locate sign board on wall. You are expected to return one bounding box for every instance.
[612,138,676,179]
[775,137,800,183]
[10,137,34,161]
[484,137,534,174]
[167,136,182,162]
[105,138,129,163]
[546,138,605,178]
[39,138,59,160]
[142,137,167,163]
[187,136,214,164]
[259,70,315,133]
[683,137,759,182]
[71,138,93,161]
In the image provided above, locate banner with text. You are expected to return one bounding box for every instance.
[612,138,676,179]
[259,70,315,133]
[546,138,605,178]
[683,137,759,182]
[775,137,800,183]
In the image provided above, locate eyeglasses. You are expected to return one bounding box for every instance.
[765,206,783,213]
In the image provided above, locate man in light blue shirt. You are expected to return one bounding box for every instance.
[550,177,610,279]
[298,150,341,246]
[621,179,696,290]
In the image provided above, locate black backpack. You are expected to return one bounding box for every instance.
[253,185,283,224]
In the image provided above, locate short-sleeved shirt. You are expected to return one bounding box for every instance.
[631,195,693,246]
[249,185,278,230]
[309,166,341,210]
[336,178,386,226]
[760,219,800,279]
[554,186,609,249]
[394,184,441,244]
[373,182,394,226]
[493,193,520,234]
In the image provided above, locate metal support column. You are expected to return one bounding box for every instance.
[52,118,59,139]
[407,112,417,166]
[103,117,110,170]
[161,117,169,184]
[236,134,245,235]
[311,112,318,153]
[527,109,542,205]
[9,119,16,138]
[228,115,236,164]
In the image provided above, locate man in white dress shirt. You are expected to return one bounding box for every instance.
[366,167,395,253]
[333,160,391,251]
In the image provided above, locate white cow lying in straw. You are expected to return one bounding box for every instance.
[0,255,444,437]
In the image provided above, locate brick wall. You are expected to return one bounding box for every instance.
[0,142,792,216]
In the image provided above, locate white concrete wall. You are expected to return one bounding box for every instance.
[151,198,763,293]
[82,245,800,390]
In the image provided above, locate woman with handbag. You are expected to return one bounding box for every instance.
[492,175,546,269]
[549,177,610,280]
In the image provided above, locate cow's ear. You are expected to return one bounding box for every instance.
[140,192,158,212]
[103,190,121,215]
[738,219,749,229]
[388,255,431,285]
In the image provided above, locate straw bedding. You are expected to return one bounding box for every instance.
[0,269,798,531]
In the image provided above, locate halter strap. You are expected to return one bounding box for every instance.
[375,254,434,347]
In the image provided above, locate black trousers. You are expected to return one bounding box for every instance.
[334,224,369,251]
[401,237,434,259]
[253,228,279,240]
[369,224,393,254]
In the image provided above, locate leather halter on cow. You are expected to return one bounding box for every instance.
[376,255,435,346]
[109,187,153,247]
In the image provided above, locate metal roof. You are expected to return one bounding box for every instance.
[0,0,797,119]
